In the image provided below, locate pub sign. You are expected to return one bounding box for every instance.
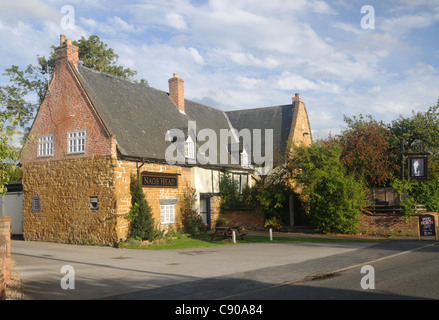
[141,172,178,188]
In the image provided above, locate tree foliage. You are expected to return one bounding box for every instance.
[126,174,155,241]
[0,110,20,194]
[390,99,439,155]
[337,115,399,187]
[73,35,142,81]
[291,140,366,234]
[179,188,207,235]
[219,173,242,212]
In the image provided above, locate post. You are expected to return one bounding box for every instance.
[400,138,404,181]
[289,194,294,228]
[232,231,236,243]
[269,228,273,241]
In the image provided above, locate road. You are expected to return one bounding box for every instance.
[234,241,439,300]
[10,237,438,301]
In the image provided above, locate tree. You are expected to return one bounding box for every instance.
[219,173,242,212]
[73,35,142,81]
[337,115,399,187]
[291,139,366,234]
[0,110,20,194]
[390,99,439,155]
[179,188,207,235]
[126,174,155,240]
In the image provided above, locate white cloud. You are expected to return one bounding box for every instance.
[405,62,437,75]
[274,72,341,93]
[0,0,60,25]
[381,13,439,36]
[1,0,439,142]
[79,16,141,36]
[165,13,187,30]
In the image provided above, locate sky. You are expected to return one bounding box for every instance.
[1,0,439,140]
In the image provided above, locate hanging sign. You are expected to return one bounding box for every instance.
[409,157,428,180]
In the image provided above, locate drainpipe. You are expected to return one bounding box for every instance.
[136,159,145,185]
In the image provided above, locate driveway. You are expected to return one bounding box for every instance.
[10,238,429,300]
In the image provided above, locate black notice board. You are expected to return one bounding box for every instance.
[418,214,437,240]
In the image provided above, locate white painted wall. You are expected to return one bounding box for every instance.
[190,167,253,214]
[0,192,23,235]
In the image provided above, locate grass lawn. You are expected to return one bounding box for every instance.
[120,233,382,250]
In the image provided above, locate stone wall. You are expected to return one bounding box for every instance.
[0,216,11,300]
[113,160,192,237]
[22,155,195,244]
[288,97,313,148]
[22,156,120,245]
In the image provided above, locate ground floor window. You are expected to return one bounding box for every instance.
[160,204,175,224]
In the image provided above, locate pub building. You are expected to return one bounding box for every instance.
[20,36,312,244]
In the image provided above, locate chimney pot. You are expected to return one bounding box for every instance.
[292,93,302,102]
[55,34,79,70]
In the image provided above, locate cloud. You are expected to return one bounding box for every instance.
[0,0,60,25]
[1,0,438,142]
[165,13,188,30]
[79,16,141,36]
[274,72,341,93]
[381,12,439,36]
[405,62,437,75]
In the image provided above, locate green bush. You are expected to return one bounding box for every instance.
[264,216,283,230]
[219,173,242,212]
[180,188,208,235]
[126,174,156,241]
[292,140,366,234]
[392,177,439,218]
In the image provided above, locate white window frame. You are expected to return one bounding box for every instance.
[68,130,86,154]
[240,149,249,167]
[38,134,54,157]
[184,136,195,159]
[160,204,175,224]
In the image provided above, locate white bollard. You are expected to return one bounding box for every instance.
[269,228,273,241]
[232,230,236,243]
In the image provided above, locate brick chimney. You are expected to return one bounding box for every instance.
[54,34,79,70]
[168,73,185,113]
[292,93,302,102]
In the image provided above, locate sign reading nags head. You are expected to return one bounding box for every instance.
[141,172,178,188]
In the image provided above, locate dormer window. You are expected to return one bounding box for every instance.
[68,130,86,154]
[184,136,195,159]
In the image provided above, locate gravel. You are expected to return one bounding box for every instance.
[6,259,23,300]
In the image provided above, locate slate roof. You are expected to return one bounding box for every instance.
[73,64,296,167]
[226,104,295,154]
